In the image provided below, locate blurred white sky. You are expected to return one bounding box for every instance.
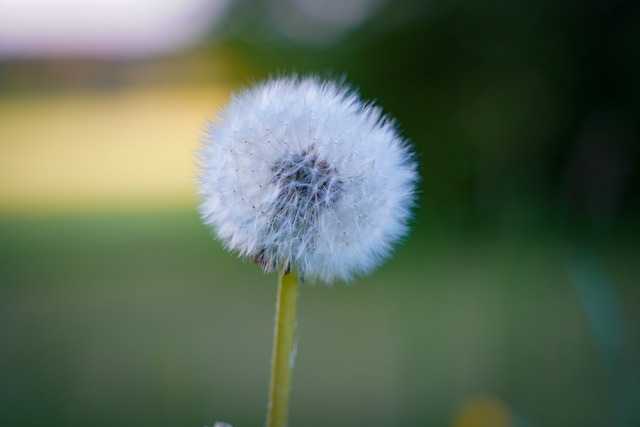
[0,0,230,58]
[0,0,390,56]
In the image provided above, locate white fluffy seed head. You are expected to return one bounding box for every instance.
[198,76,418,283]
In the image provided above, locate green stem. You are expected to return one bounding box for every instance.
[266,268,299,427]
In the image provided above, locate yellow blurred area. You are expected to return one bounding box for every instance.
[0,84,231,215]
[451,394,512,427]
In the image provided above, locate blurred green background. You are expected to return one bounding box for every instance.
[1,1,639,426]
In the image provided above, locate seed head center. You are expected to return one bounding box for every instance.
[272,148,343,211]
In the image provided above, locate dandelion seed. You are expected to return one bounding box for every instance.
[198,76,418,283]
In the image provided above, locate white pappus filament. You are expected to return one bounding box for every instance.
[198,76,418,283]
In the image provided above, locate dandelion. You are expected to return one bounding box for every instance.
[199,76,417,282]
[198,76,418,427]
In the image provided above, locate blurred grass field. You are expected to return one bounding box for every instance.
[1,207,638,427]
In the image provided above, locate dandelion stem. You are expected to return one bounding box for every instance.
[266,268,299,427]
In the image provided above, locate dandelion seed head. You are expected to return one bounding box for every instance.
[198,76,418,283]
